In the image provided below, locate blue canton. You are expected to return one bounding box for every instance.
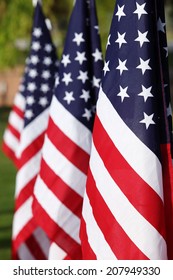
[54,0,103,132]
[102,0,172,158]
[24,2,59,127]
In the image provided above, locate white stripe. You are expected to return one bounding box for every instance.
[33,227,50,258]
[82,191,117,260]
[90,143,167,260]
[48,243,67,260]
[12,197,33,239]
[8,111,23,133]
[16,108,49,157]
[15,151,41,198]
[18,243,35,260]
[14,92,25,111]
[34,176,81,244]
[3,130,19,153]
[97,88,163,200]
[50,95,92,154]
[43,135,86,197]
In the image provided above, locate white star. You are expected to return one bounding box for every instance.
[43,57,52,66]
[31,41,41,51]
[167,103,172,117]
[115,32,127,48]
[94,25,99,34]
[39,97,48,107]
[33,28,42,38]
[28,69,38,79]
[92,76,101,88]
[116,59,128,75]
[92,48,102,62]
[77,70,89,84]
[115,5,126,21]
[63,91,75,105]
[140,113,155,129]
[25,110,34,119]
[72,32,85,46]
[117,86,129,102]
[42,70,51,79]
[30,55,39,65]
[40,84,50,93]
[103,61,110,76]
[61,54,71,67]
[136,58,151,74]
[138,85,153,102]
[27,82,36,92]
[164,47,168,57]
[75,51,87,65]
[106,35,111,49]
[135,30,149,47]
[45,44,53,52]
[80,89,90,102]
[157,18,166,33]
[133,3,147,20]
[82,108,92,121]
[62,72,73,86]
[55,75,60,87]
[26,96,35,105]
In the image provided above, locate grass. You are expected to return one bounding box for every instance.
[0,108,16,260]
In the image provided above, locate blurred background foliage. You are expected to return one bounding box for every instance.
[0,0,114,70]
[0,0,173,70]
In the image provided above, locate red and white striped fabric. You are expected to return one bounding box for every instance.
[32,97,92,260]
[2,77,26,168]
[80,88,167,260]
[32,0,103,260]
[12,2,59,259]
[80,0,173,260]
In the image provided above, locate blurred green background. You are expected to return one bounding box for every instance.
[0,0,173,260]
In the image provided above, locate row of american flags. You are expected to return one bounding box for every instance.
[2,0,173,260]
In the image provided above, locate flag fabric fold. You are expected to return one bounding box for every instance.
[32,0,103,260]
[2,66,27,168]
[11,2,59,259]
[80,0,173,260]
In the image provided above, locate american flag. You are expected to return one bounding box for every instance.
[12,2,59,259]
[32,0,103,260]
[2,66,27,168]
[80,0,173,259]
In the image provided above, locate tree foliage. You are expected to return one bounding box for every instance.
[0,0,172,70]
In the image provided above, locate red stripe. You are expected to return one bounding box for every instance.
[13,217,37,251]
[161,143,173,260]
[25,235,47,260]
[15,176,37,210]
[12,104,24,119]
[2,142,19,168]
[48,117,90,175]
[18,132,45,168]
[80,217,97,260]
[12,248,20,260]
[40,159,83,218]
[6,124,21,140]
[93,116,166,239]
[86,167,149,260]
[64,255,72,260]
[32,197,82,260]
